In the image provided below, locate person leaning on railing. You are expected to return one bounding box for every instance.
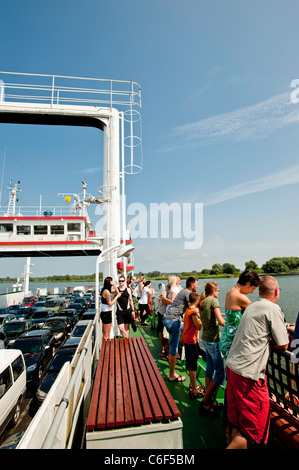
[225,276,289,449]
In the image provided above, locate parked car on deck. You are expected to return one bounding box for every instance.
[9,307,34,320]
[82,310,96,321]
[8,305,21,312]
[43,299,67,315]
[67,303,85,316]
[70,320,91,338]
[74,297,88,308]
[3,320,36,346]
[0,313,16,327]
[12,330,55,386]
[0,308,10,315]
[60,308,79,328]
[34,337,79,408]
[41,317,70,345]
[23,297,36,307]
[32,301,46,310]
[0,350,26,436]
[30,309,54,328]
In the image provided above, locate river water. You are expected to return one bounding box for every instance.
[1,275,298,323]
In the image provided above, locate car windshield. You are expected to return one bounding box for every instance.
[31,312,47,319]
[45,301,60,307]
[13,338,42,353]
[72,326,87,337]
[3,323,24,333]
[48,351,75,371]
[43,321,65,329]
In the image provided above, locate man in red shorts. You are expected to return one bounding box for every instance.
[225,276,289,448]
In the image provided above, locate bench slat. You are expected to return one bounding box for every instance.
[128,339,154,423]
[86,339,106,430]
[120,339,135,426]
[132,338,164,421]
[136,337,173,420]
[138,336,181,419]
[96,339,111,429]
[115,339,125,427]
[106,339,116,428]
[124,338,144,425]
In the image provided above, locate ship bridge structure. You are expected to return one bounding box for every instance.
[0,71,142,279]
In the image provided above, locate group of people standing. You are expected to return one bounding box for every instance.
[159,270,290,449]
[99,269,291,449]
[100,273,155,340]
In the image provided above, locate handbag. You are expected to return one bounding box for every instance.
[148,295,153,314]
[131,316,137,332]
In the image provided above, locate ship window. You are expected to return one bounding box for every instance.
[67,223,81,232]
[34,225,48,235]
[17,225,31,235]
[50,225,64,235]
[0,224,13,232]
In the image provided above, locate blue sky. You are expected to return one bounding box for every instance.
[1,0,299,277]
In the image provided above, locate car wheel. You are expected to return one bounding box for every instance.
[10,400,21,427]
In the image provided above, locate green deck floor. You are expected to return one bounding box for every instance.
[131,321,227,449]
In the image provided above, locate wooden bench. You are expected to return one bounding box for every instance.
[87,336,181,432]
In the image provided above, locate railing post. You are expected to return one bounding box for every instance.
[51,75,55,106]
[0,80,4,102]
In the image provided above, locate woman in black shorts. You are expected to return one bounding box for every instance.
[100,277,121,340]
[116,276,135,338]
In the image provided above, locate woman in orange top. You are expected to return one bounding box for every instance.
[183,292,202,398]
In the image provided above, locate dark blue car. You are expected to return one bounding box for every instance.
[12,329,55,385]
[34,337,80,407]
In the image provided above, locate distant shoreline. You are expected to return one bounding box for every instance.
[1,270,299,284]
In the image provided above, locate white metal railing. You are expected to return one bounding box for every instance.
[0,71,143,175]
[0,205,80,217]
[0,71,142,110]
[18,315,102,449]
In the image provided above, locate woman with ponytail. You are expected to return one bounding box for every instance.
[199,282,225,415]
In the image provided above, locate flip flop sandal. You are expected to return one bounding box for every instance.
[168,375,186,383]
[160,354,168,361]
[189,384,206,396]
[189,390,201,399]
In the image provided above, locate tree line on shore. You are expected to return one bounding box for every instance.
[1,257,299,284]
[144,257,299,279]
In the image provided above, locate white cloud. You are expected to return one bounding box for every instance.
[204,164,299,206]
[170,91,299,148]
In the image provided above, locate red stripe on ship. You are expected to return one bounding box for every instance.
[0,241,95,246]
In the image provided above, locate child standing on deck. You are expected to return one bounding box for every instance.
[183,292,203,398]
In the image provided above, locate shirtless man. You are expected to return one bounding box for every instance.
[219,270,260,360]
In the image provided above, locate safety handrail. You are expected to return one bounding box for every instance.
[0,71,142,110]
[266,348,299,419]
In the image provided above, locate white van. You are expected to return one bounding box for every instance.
[0,350,26,436]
